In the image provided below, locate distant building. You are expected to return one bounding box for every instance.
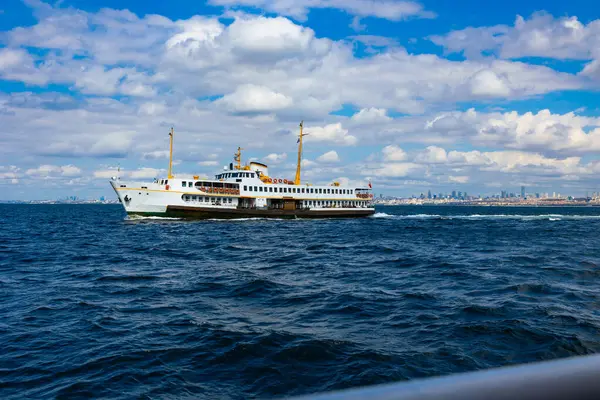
[452,190,457,199]
[521,186,525,199]
[427,190,432,199]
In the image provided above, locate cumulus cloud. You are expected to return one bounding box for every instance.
[448,175,469,183]
[26,164,82,177]
[216,84,293,113]
[351,107,391,124]
[209,0,435,22]
[415,146,448,164]
[415,109,600,154]
[316,150,340,163]
[263,153,287,164]
[129,167,162,179]
[198,160,219,167]
[305,123,357,145]
[142,150,170,160]
[382,145,407,161]
[1,2,600,198]
[429,13,600,78]
[93,167,163,179]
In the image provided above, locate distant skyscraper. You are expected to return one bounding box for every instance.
[521,186,526,198]
[452,190,457,199]
[427,190,432,199]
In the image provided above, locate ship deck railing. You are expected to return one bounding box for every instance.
[286,354,600,400]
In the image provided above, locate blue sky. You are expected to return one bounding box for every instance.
[1,0,600,200]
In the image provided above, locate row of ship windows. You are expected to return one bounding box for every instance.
[183,195,233,204]
[244,186,354,194]
[217,172,255,179]
[181,181,238,188]
[303,200,369,207]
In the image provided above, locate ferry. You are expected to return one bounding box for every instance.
[110,122,375,219]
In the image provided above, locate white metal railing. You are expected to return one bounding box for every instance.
[286,354,600,400]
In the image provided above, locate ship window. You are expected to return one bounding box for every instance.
[228,198,232,203]
[254,186,258,191]
[244,186,247,190]
[259,187,263,192]
[269,187,273,192]
[182,181,186,187]
[249,186,253,191]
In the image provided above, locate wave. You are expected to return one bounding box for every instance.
[371,213,600,221]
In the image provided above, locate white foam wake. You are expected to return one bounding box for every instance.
[370,213,600,221]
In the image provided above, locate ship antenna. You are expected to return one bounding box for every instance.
[168,127,174,179]
[295,121,308,185]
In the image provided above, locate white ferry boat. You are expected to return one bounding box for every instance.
[110,122,375,219]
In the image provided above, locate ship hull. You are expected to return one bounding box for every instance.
[129,205,375,219]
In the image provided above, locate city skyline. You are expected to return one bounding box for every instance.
[2,0,600,200]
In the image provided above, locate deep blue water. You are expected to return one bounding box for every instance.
[1,204,600,399]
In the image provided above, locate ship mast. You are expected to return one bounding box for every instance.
[295,121,307,185]
[168,127,174,179]
[234,147,243,170]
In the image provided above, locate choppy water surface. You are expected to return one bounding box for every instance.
[2,204,600,399]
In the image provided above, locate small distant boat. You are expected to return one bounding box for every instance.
[110,122,375,219]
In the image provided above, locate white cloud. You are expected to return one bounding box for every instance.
[316,150,340,163]
[448,175,469,183]
[226,16,316,55]
[263,153,287,164]
[209,0,435,22]
[367,162,423,177]
[142,150,170,160]
[93,169,118,179]
[216,84,293,113]
[305,123,357,145]
[301,158,317,167]
[382,145,407,161]
[351,107,391,124]
[415,146,448,164]
[93,167,163,179]
[430,13,600,75]
[129,167,162,179]
[468,70,511,97]
[26,164,82,177]
[198,160,219,167]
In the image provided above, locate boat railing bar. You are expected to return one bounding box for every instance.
[286,354,600,400]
